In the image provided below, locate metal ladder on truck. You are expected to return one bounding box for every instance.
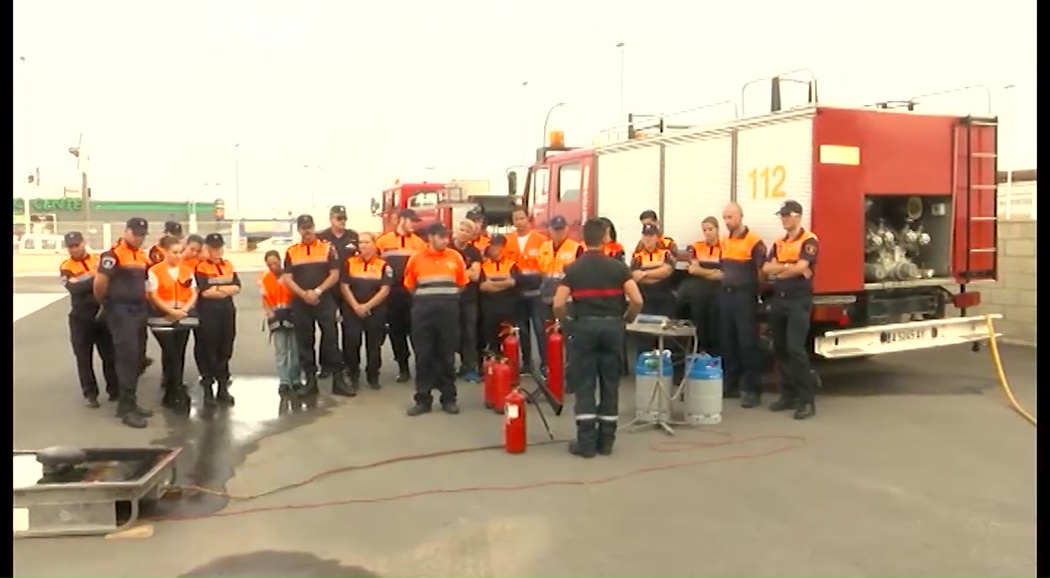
[953,116,999,281]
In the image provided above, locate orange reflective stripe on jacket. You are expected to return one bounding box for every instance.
[539,238,581,278]
[258,270,292,308]
[632,247,671,270]
[347,256,389,279]
[603,242,625,259]
[503,231,547,276]
[112,242,150,269]
[285,240,334,265]
[773,230,819,263]
[481,258,516,282]
[195,259,236,285]
[149,262,195,307]
[60,254,100,284]
[690,241,722,268]
[473,234,491,252]
[404,249,467,297]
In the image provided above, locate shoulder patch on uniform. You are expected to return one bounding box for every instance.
[100,255,116,270]
[804,242,817,255]
[384,265,393,278]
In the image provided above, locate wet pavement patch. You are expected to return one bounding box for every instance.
[178,550,381,577]
[148,375,337,518]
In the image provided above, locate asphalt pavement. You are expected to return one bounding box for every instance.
[12,274,1037,577]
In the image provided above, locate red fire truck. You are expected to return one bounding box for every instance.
[375,179,519,234]
[507,72,1001,359]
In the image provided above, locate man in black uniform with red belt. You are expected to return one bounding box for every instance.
[316,205,359,378]
[553,219,645,459]
[93,218,155,429]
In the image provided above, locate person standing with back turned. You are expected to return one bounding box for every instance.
[719,202,767,408]
[93,218,155,429]
[375,208,427,383]
[553,219,644,459]
[762,200,819,420]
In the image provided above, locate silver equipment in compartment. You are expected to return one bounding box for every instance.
[863,196,939,283]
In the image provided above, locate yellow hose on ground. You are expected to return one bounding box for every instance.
[984,314,1037,426]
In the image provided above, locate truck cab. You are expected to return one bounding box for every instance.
[375,182,446,232]
[377,180,520,235]
[516,132,594,241]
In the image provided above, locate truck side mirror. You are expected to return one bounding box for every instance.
[369,196,380,216]
[507,172,518,197]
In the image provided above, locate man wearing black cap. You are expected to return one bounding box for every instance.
[148,221,184,265]
[403,222,469,416]
[282,214,353,397]
[375,208,427,382]
[59,231,119,408]
[316,205,360,378]
[194,233,242,406]
[94,218,155,428]
[762,200,818,420]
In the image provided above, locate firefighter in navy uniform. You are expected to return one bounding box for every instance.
[282,214,353,398]
[375,208,427,383]
[60,231,119,408]
[93,218,154,429]
[451,220,483,381]
[147,220,184,264]
[403,223,469,416]
[762,200,819,420]
[719,202,767,408]
[553,219,644,458]
[339,232,392,392]
[317,204,360,378]
[193,234,240,407]
[478,234,520,352]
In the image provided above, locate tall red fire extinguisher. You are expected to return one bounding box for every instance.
[500,325,521,385]
[482,356,498,409]
[503,387,527,454]
[546,322,565,404]
[491,358,513,415]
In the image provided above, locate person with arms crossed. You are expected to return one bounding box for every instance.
[451,220,483,382]
[146,236,198,412]
[762,200,819,420]
[316,204,360,379]
[375,208,427,383]
[194,233,240,407]
[60,231,118,408]
[553,219,644,458]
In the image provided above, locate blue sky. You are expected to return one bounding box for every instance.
[13,0,1037,215]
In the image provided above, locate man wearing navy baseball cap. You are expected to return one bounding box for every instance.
[316,205,360,378]
[538,215,583,306]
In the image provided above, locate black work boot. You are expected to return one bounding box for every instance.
[331,372,355,397]
[596,423,617,456]
[794,399,816,420]
[406,401,432,417]
[116,404,148,429]
[348,372,361,394]
[278,383,292,397]
[84,395,100,409]
[441,401,460,415]
[298,374,320,398]
[741,391,762,408]
[366,372,381,390]
[395,361,411,383]
[568,422,598,458]
[768,395,798,412]
[171,386,192,412]
[216,381,235,406]
[201,379,217,408]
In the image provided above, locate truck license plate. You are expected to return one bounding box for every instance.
[890,329,927,342]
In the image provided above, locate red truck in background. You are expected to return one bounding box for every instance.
[507,71,1002,359]
[374,179,520,234]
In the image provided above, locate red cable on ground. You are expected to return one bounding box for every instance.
[150,431,807,523]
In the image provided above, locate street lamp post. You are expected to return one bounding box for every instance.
[615,42,625,121]
[521,80,529,164]
[197,182,222,233]
[19,56,28,182]
[541,102,566,152]
[302,165,323,209]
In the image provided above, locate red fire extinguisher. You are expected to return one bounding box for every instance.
[546,323,564,404]
[503,387,527,454]
[500,325,521,385]
[492,358,513,415]
[482,356,498,409]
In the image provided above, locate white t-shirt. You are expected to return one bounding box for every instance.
[517,232,530,253]
[147,266,198,293]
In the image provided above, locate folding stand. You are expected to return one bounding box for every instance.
[622,321,699,436]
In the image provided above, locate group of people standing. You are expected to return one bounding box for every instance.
[58,197,820,436]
